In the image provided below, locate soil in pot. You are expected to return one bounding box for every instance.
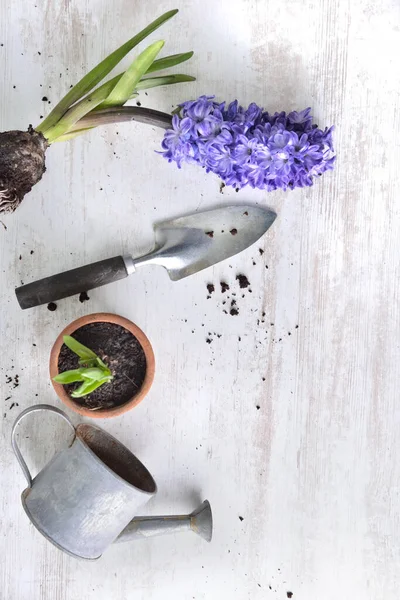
[57,322,147,411]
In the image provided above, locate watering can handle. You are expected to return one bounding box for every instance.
[11,404,76,488]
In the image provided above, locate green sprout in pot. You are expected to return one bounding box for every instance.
[53,335,113,398]
[0,9,194,213]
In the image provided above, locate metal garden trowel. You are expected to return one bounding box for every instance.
[15,204,276,309]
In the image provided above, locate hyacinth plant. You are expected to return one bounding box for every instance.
[0,8,335,214]
[0,9,195,213]
[160,96,335,191]
[53,336,113,398]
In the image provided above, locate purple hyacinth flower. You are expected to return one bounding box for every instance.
[232,135,259,165]
[163,115,192,148]
[271,150,292,175]
[244,102,263,125]
[224,100,240,121]
[256,147,273,169]
[160,96,335,192]
[206,143,233,177]
[287,107,313,131]
[186,95,214,125]
[246,164,266,188]
[197,113,224,139]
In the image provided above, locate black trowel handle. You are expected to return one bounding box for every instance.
[15,256,129,309]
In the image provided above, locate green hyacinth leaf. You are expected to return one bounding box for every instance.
[134,74,195,93]
[146,51,194,73]
[71,376,112,398]
[52,127,95,142]
[100,40,164,109]
[44,81,125,142]
[62,335,97,361]
[96,356,108,369]
[36,9,179,134]
[53,369,85,384]
[80,367,110,381]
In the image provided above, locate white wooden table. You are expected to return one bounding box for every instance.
[1,1,399,598]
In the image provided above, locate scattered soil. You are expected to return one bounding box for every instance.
[220,281,230,293]
[41,96,48,101]
[230,228,237,235]
[47,302,57,311]
[287,593,293,598]
[243,211,248,216]
[230,300,239,316]
[206,283,215,295]
[79,291,90,303]
[219,181,225,193]
[259,248,264,255]
[239,516,244,521]
[57,322,147,411]
[236,274,250,289]
[205,231,214,238]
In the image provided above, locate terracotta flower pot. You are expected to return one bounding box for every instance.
[49,313,155,419]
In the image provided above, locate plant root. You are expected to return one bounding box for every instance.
[0,128,48,213]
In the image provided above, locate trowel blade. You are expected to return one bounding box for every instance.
[149,205,276,281]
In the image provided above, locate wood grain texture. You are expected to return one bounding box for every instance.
[1,0,399,598]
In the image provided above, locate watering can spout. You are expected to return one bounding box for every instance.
[116,500,212,544]
[189,499,213,542]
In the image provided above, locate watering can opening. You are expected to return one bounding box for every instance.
[76,423,157,494]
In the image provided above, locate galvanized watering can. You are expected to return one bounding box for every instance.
[12,405,212,560]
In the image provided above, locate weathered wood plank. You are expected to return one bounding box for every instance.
[0,0,399,598]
